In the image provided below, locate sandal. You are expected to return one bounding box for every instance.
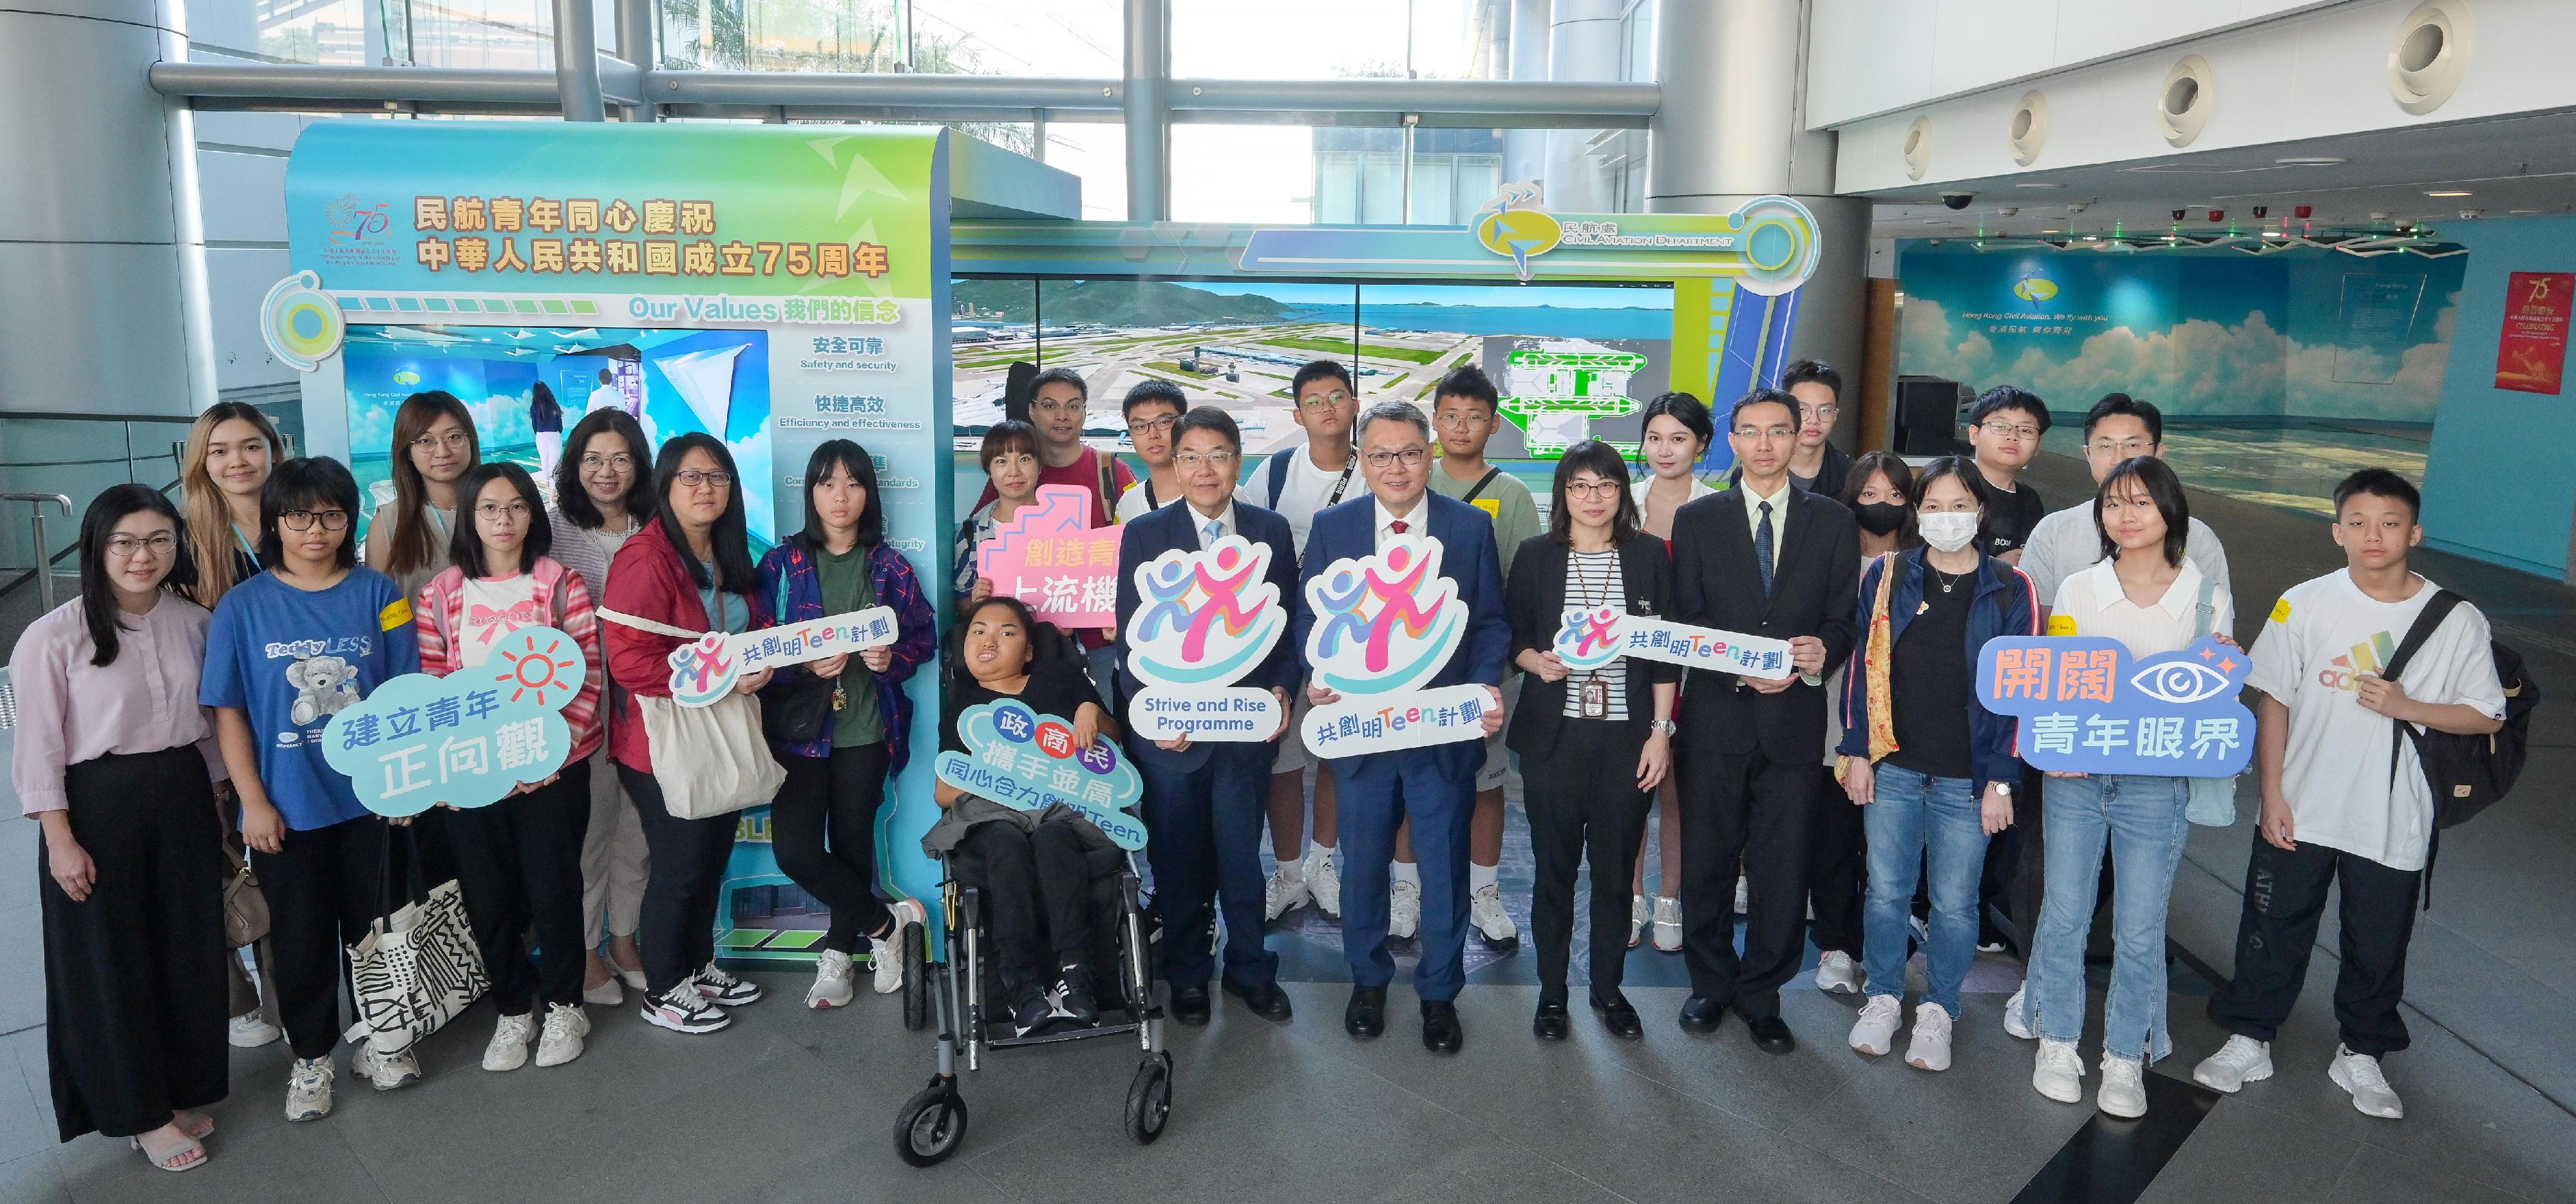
[173,1111,214,1141]
[129,1128,207,1172]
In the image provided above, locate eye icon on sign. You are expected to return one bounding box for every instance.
[2130,660,2231,705]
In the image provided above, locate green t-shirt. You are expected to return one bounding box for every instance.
[1431,461,1541,577]
[815,544,885,748]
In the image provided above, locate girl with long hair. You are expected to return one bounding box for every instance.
[1625,391,1717,951]
[177,401,281,610]
[364,390,480,604]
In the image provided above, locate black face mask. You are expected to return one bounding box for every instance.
[1853,501,1908,536]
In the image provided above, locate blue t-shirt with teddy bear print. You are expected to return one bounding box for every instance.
[201,567,420,830]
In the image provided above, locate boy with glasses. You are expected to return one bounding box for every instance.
[1114,380,1188,523]
[1965,386,2051,565]
[1246,361,1363,925]
[1775,359,1857,497]
[1420,364,1539,951]
[972,367,1133,528]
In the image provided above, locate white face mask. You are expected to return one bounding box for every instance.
[1918,511,1980,553]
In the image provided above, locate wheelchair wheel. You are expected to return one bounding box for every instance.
[895,1078,969,1167]
[900,922,928,1031]
[1122,1052,1172,1145]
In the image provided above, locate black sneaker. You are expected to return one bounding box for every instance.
[1057,962,1101,1026]
[1007,979,1054,1036]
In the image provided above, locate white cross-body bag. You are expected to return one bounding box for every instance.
[596,606,788,820]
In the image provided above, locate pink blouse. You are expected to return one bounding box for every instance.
[8,595,228,816]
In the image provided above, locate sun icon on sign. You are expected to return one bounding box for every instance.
[494,631,582,706]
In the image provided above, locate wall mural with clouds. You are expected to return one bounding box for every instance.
[1899,245,2463,426]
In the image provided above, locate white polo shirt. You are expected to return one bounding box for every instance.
[2024,502,2231,614]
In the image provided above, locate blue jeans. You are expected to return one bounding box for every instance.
[2027,774,2191,1062]
[1862,763,1989,1020]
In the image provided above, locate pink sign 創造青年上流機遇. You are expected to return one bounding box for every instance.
[978,484,1120,628]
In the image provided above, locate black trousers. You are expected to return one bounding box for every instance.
[252,812,389,1060]
[958,820,1092,991]
[1805,769,1865,958]
[2207,833,2422,1057]
[1522,725,1653,1003]
[448,760,592,1015]
[41,748,229,1141]
[772,743,894,954]
[1136,743,1277,992]
[1675,745,1817,1018]
[620,765,739,996]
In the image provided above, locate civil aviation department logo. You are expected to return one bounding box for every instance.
[2012,267,2060,303]
[1472,182,1562,283]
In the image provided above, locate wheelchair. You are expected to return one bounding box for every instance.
[892,839,1171,1166]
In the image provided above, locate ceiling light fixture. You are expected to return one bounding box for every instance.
[2426,189,2472,196]
[2275,157,2347,166]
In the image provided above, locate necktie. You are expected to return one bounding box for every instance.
[1203,519,1223,547]
[1390,521,1408,535]
[1754,499,1776,596]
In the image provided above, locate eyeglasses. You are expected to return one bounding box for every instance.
[1734,425,1795,441]
[1297,391,1352,412]
[580,453,636,472]
[280,509,350,531]
[410,429,473,452]
[1363,448,1428,469]
[1031,398,1085,417]
[1437,412,1493,428]
[1799,404,1841,423]
[1981,421,2041,440]
[1175,450,1238,470]
[475,501,533,521]
[675,469,734,489]
[1127,415,1177,436]
[105,533,178,558]
[1564,480,1622,499]
[2087,438,2154,457]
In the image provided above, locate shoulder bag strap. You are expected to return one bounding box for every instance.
[596,606,706,641]
[1266,447,1293,509]
[2192,574,2217,640]
[1461,466,1504,504]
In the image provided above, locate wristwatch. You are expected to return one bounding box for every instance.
[1992,781,2014,798]
[1649,719,1679,737]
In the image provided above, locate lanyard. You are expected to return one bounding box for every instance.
[1325,459,1355,507]
[231,523,258,562]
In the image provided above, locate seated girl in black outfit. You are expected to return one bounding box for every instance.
[923,595,1122,1035]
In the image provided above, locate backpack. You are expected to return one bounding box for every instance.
[2380,589,2539,830]
[1263,443,1356,511]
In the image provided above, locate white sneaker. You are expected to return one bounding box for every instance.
[872,899,923,995]
[1814,950,1862,994]
[1734,875,1750,915]
[481,1013,534,1072]
[2003,984,2036,1040]
[1306,848,1343,920]
[1848,995,1902,1056]
[582,977,623,1007]
[284,1057,333,1122]
[1470,883,1517,944]
[1628,895,1647,948]
[2192,1035,2274,1093]
[350,1038,421,1091]
[642,978,731,1034]
[695,961,761,1006]
[1651,895,1683,951]
[2098,1054,2148,1118]
[2032,1038,2085,1104]
[229,1012,283,1048]
[1388,878,1421,940]
[535,1003,589,1067]
[1906,1002,1955,1071]
[1264,865,1312,921]
[808,948,857,1010]
[2329,1046,2404,1119]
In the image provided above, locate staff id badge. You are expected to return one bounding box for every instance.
[1579,678,1608,718]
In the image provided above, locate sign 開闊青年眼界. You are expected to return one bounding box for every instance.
[1976,636,2254,778]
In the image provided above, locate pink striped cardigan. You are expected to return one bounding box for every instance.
[412,555,605,764]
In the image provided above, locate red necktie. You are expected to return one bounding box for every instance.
[1390,521,1408,534]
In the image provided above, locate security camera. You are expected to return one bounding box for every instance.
[2460,209,2484,220]
[1940,193,1975,211]
[2067,201,2090,213]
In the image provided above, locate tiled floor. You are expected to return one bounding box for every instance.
[1,450,2570,1203]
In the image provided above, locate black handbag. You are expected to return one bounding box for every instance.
[758,580,840,745]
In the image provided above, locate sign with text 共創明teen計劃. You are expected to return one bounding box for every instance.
[1300,535,1492,757]
[279,119,958,965]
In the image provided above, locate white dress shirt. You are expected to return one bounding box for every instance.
[1186,501,1235,550]
[1739,477,1792,574]
[1373,493,1428,554]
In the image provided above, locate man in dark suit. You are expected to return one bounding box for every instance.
[1294,400,1510,1054]
[1116,407,1300,1026]
[1668,387,1860,1053]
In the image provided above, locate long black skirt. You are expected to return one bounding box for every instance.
[41,746,229,1142]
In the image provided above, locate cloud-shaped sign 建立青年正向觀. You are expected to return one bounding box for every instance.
[321,626,588,817]
[1977,635,2254,778]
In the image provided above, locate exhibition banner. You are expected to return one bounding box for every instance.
[1551,606,1795,681]
[935,700,1148,849]
[1124,534,1288,743]
[283,120,954,962]
[1301,535,1485,755]
[663,606,900,707]
[322,626,586,817]
[2496,271,2572,396]
[978,485,1119,627]
[1976,636,2255,778]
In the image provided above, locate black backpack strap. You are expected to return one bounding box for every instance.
[2380,588,2466,912]
[1460,466,1503,504]
[1265,446,1293,509]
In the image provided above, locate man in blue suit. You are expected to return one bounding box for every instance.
[1117,407,1300,1026]
[1294,399,1510,1054]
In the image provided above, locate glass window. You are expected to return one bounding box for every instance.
[254,0,371,64]
[1619,0,1657,82]
[661,0,1117,73]
[385,0,553,69]
[1306,127,1501,225]
[1041,122,1126,220]
[1171,126,1316,225]
[1171,0,1484,79]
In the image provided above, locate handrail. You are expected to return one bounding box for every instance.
[1,494,73,612]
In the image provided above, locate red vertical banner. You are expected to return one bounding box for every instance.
[2494,271,2573,395]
